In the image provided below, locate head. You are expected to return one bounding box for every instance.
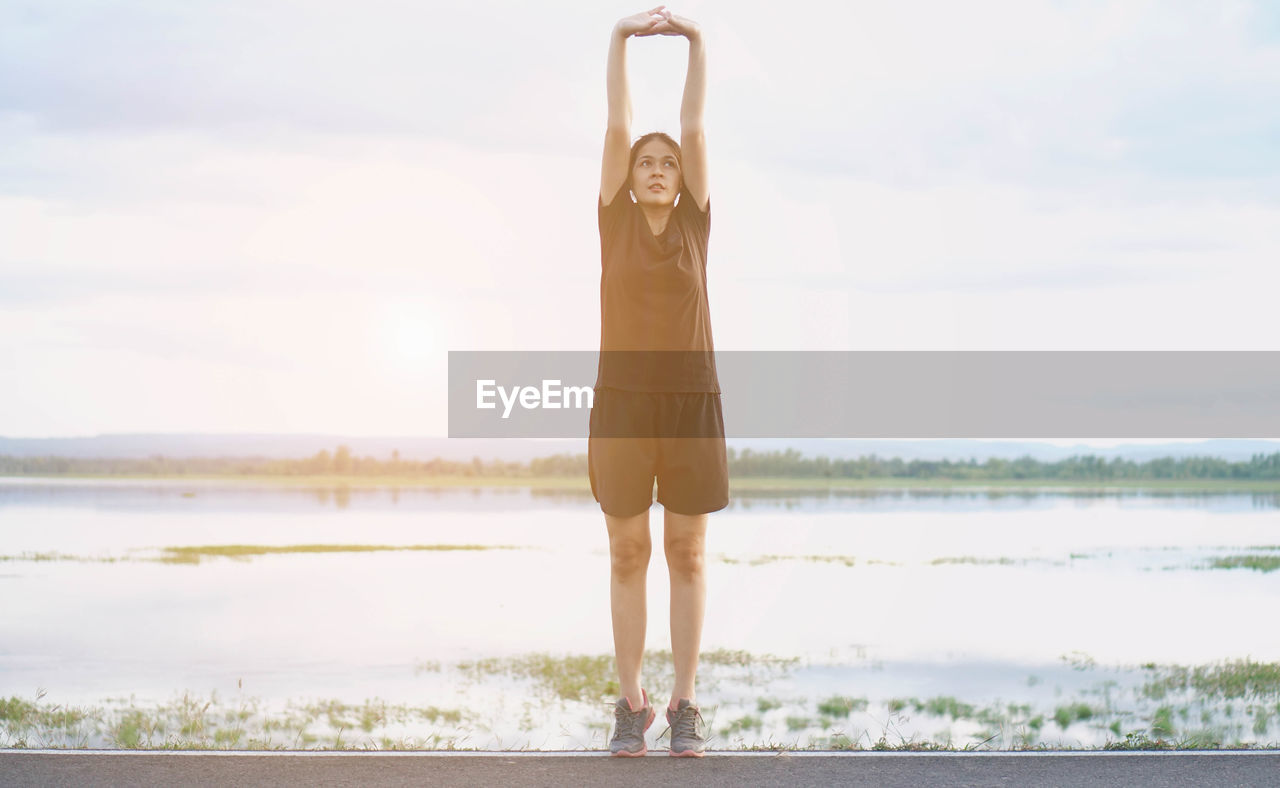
[628,132,682,208]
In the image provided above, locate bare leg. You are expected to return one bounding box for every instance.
[664,508,708,706]
[607,509,652,708]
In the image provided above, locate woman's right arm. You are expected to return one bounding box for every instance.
[601,7,667,205]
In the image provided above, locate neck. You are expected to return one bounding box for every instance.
[639,202,673,235]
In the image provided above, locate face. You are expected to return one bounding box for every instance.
[630,139,681,208]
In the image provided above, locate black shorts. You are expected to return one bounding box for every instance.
[588,387,729,517]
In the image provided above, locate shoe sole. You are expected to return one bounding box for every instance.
[610,707,656,757]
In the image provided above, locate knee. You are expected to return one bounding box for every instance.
[665,537,705,579]
[610,537,652,578]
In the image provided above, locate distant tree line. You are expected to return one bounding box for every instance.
[724,448,1280,480]
[0,446,584,479]
[3,447,1280,480]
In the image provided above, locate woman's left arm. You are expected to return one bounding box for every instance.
[654,11,708,212]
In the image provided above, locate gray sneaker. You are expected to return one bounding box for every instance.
[609,688,655,757]
[665,698,708,757]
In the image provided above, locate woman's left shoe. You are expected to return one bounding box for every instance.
[665,698,707,757]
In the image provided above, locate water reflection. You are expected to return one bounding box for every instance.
[1,478,1276,513]
[3,479,1280,750]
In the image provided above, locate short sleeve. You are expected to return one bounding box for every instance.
[598,181,631,237]
[678,189,709,220]
[676,192,711,258]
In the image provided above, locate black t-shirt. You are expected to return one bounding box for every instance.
[594,181,720,393]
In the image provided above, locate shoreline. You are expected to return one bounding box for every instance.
[3,474,1279,493]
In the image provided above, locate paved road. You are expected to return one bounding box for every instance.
[3,750,1279,787]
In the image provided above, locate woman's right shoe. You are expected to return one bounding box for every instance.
[609,688,656,756]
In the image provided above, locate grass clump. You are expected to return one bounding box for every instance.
[1104,732,1176,750]
[1142,659,1280,702]
[456,648,799,703]
[924,696,976,720]
[721,554,858,567]
[1053,703,1097,729]
[1,690,473,750]
[1151,706,1176,737]
[1,691,96,747]
[721,715,763,735]
[158,544,516,564]
[458,653,619,703]
[816,695,868,717]
[756,697,783,713]
[870,735,951,752]
[1208,555,1280,573]
[929,556,1017,566]
[699,648,799,670]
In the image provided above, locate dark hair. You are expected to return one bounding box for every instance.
[628,132,682,194]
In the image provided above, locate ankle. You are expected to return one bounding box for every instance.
[622,687,648,710]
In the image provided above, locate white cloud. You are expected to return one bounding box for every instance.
[3,0,1279,435]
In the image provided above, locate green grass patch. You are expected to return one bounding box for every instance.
[1053,703,1097,729]
[1,691,476,750]
[456,648,800,703]
[722,715,763,735]
[157,544,518,564]
[816,696,868,717]
[1207,555,1280,573]
[1151,706,1176,737]
[930,556,1018,566]
[924,696,976,719]
[870,736,953,751]
[458,653,619,703]
[718,554,858,567]
[1142,659,1280,702]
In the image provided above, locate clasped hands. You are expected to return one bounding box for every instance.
[616,5,701,40]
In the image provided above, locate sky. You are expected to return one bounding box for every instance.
[3,0,1279,439]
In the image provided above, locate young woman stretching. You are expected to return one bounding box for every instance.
[588,6,728,758]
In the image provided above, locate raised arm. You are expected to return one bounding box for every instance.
[664,12,709,212]
[601,8,669,206]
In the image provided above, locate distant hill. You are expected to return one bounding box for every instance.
[3,434,1279,463]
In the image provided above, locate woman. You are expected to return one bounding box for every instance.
[588,6,728,758]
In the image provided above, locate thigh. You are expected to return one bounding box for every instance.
[654,393,729,516]
[589,388,660,517]
[606,508,653,553]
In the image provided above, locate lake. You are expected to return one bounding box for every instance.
[2,478,1278,750]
